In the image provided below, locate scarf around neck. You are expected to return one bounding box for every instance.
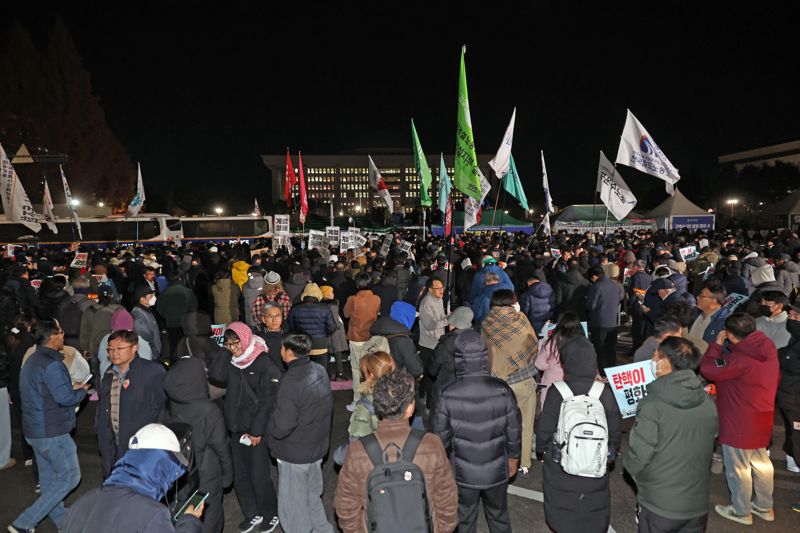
[227,321,268,369]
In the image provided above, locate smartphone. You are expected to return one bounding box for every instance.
[714,358,727,368]
[173,489,209,522]
[81,373,93,384]
[239,434,252,446]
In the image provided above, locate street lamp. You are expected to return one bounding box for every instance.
[214,206,223,215]
[97,202,105,208]
[725,198,739,217]
[70,198,80,207]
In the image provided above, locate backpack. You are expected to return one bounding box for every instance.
[58,294,89,342]
[552,381,608,478]
[361,429,432,533]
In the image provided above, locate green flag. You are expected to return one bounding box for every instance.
[411,119,432,206]
[503,154,529,210]
[454,46,481,200]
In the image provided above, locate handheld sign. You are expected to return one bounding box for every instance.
[210,324,226,347]
[339,231,353,253]
[379,237,391,257]
[348,227,361,235]
[307,230,325,251]
[679,245,698,262]
[274,214,290,235]
[30,279,42,290]
[550,248,562,259]
[722,293,748,313]
[326,226,340,245]
[623,267,636,287]
[70,252,88,269]
[605,360,656,418]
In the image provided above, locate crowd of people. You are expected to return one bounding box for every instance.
[0,225,798,532]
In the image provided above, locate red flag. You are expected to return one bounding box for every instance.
[285,148,297,208]
[298,151,308,224]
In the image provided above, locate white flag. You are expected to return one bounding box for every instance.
[42,180,58,233]
[488,107,516,178]
[541,150,555,213]
[0,142,41,232]
[368,155,393,214]
[127,163,146,216]
[615,109,680,195]
[464,168,491,231]
[598,151,637,221]
[60,165,83,240]
[254,198,261,216]
[541,212,552,237]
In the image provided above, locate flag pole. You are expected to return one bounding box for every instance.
[443,192,453,312]
[499,186,508,234]
[490,179,502,226]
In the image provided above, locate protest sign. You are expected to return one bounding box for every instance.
[70,252,88,269]
[274,214,290,235]
[339,231,353,253]
[353,233,368,248]
[30,279,42,290]
[91,274,105,284]
[348,227,361,235]
[326,226,340,245]
[538,321,589,338]
[461,258,472,270]
[623,267,636,287]
[211,324,226,347]
[605,360,656,418]
[550,248,562,259]
[379,237,391,257]
[399,240,413,255]
[722,292,748,313]
[679,245,698,262]
[250,247,269,258]
[308,229,325,250]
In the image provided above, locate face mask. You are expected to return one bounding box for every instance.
[787,319,800,338]
[512,302,521,313]
[759,304,773,318]
[148,295,157,306]
[650,359,660,378]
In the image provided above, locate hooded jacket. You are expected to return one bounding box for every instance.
[287,299,337,351]
[777,260,800,296]
[156,283,198,329]
[369,316,423,376]
[623,370,718,520]
[535,334,621,533]
[471,280,515,329]
[161,357,234,494]
[555,269,590,320]
[242,273,264,327]
[62,449,202,533]
[231,260,250,290]
[469,265,512,304]
[175,312,219,369]
[519,281,555,332]
[432,330,521,489]
[700,331,779,449]
[778,327,800,411]
[285,272,310,303]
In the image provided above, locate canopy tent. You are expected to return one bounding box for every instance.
[755,189,800,230]
[553,204,656,233]
[646,188,715,232]
[431,211,534,236]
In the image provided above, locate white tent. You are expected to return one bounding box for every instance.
[646,188,715,232]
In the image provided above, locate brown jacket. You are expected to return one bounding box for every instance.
[334,418,459,533]
[344,290,380,342]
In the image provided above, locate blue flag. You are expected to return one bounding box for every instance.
[503,154,529,210]
[438,154,451,213]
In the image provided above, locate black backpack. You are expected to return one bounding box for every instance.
[162,420,200,514]
[361,429,432,533]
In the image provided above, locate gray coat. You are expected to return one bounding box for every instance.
[324,299,349,354]
[132,305,162,358]
[242,274,264,327]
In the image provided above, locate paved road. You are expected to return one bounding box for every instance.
[2,333,800,532]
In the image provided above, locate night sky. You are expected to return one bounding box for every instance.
[7,2,800,212]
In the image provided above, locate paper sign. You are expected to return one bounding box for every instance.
[339,231,353,253]
[623,267,636,287]
[211,324,226,347]
[250,247,269,258]
[91,274,105,284]
[353,233,368,248]
[30,279,42,289]
[722,292,748,313]
[308,229,325,251]
[604,360,656,418]
[348,227,361,235]
[539,320,589,339]
[461,258,472,270]
[70,252,88,269]
[274,214,290,235]
[326,226,340,245]
[399,240,413,255]
[379,237,391,257]
[679,245,698,262]
[550,248,562,259]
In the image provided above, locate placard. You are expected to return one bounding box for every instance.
[539,320,589,339]
[91,274,105,284]
[308,229,326,251]
[604,360,656,418]
[722,292,748,313]
[353,233,368,248]
[399,240,413,255]
[326,226,340,245]
[550,248,562,259]
[211,324,226,347]
[274,214,290,235]
[339,231,353,253]
[70,252,88,269]
[623,267,636,287]
[30,279,42,290]
[679,245,698,262]
[348,227,361,235]
[379,237,391,257]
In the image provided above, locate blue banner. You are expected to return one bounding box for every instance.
[670,215,714,232]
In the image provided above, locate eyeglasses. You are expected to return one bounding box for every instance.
[264,315,282,320]
[223,340,241,348]
[108,345,135,353]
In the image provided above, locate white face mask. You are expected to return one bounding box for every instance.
[650,359,660,378]
[512,302,521,313]
[148,295,157,306]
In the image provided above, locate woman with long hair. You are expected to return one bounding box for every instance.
[347,351,397,439]
[535,311,584,406]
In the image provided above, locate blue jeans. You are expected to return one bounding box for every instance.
[13,433,81,530]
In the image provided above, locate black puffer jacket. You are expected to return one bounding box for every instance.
[555,269,589,320]
[207,345,282,437]
[535,335,622,533]
[427,328,469,409]
[778,331,800,411]
[286,301,336,351]
[176,312,220,368]
[268,356,332,464]
[161,357,234,495]
[432,330,521,489]
[370,317,423,376]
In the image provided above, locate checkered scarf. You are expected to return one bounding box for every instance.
[482,306,538,380]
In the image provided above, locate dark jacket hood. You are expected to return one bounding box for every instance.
[370,316,410,336]
[453,330,489,377]
[560,335,598,379]
[564,269,586,284]
[744,256,767,268]
[782,261,800,274]
[647,369,707,409]
[181,311,212,336]
[529,281,553,298]
[103,449,184,502]
[389,301,416,330]
[164,356,209,403]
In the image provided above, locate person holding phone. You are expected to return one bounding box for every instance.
[62,423,203,532]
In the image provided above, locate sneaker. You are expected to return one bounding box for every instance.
[518,466,529,475]
[345,402,357,412]
[787,455,800,473]
[714,504,753,525]
[0,458,16,470]
[751,504,775,522]
[258,516,279,533]
[792,501,800,513]
[23,459,32,467]
[34,483,40,494]
[238,515,263,533]
[710,453,724,474]
[8,526,36,533]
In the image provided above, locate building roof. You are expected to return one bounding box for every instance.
[758,189,800,216]
[646,188,710,218]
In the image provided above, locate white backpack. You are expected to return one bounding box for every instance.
[552,381,608,478]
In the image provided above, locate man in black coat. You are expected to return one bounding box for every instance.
[268,333,333,533]
[779,308,800,477]
[427,306,474,415]
[432,330,521,533]
[555,259,589,320]
[96,330,166,477]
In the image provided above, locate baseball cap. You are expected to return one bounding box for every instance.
[128,423,189,466]
[482,255,498,265]
[329,254,339,263]
[651,278,676,291]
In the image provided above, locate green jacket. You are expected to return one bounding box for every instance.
[623,369,718,520]
[347,395,378,438]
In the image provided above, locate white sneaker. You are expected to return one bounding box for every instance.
[239,515,263,533]
[345,402,357,412]
[258,516,280,533]
[23,459,33,467]
[518,466,529,475]
[787,455,800,473]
